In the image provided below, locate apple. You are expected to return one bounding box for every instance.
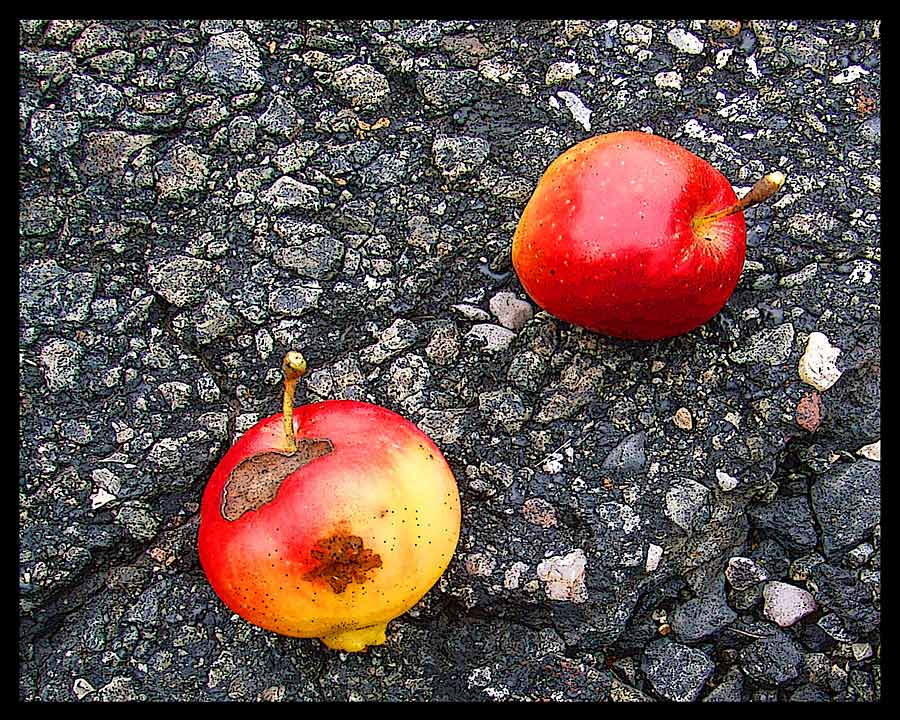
[511,130,785,340]
[198,352,461,652]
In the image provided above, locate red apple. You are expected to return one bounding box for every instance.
[198,352,461,652]
[511,130,784,340]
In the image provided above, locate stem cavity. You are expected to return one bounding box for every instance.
[696,171,787,227]
[282,351,308,454]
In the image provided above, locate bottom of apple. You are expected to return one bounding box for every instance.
[319,622,388,652]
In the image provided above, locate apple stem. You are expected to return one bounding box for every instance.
[697,170,787,225]
[281,351,308,454]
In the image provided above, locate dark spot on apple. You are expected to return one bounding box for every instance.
[304,531,383,593]
[221,439,334,521]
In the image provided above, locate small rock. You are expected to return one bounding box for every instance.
[258,95,302,140]
[267,282,322,318]
[260,176,321,213]
[707,20,742,37]
[478,387,531,434]
[416,69,481,112]
[72,677,96,700]
[466,324,516,353]
[148,255,216,308]
[274,236,345,280]
[672,590,737,642]
[536,549,588,603]
[39,338,83,392]
[27,109,81,157]
[555,90,592,131]
[332,64,390,110]
[601,432,647,478]
[522,498,557,528]
[198,30,264,93]
[672,407,693,430]
[667,28,705,54]
[488,291,533,331]
[796,391,823,432]
[155,144,210,203]
[811,460,880,559]
[641,640,715,702]
[798,331,843,391]
[730,323,795,366]
[857,440,880,461]
[645,543,663,572]
[664,477,710,533]
[762,581,817,627]
[725,556,768,590]
[716,469,739,491]
[739,628,804,686]
[654,71,683,90]
[360,319,419,365]
[749,495,818,554]
[703,667,744,702]
[432,135,490,181]
[545,61,581,85]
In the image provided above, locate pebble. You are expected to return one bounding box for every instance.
[645,543,663,572]
[536,549,588,603]
[555,90,592,131]
[274,236,345,280]
[664,477,710,533]
[601,432,647,478]
[672,407,693,430]
[147,255,216,308]
[654,71,682,91]
[671,591,737,642]
[715,469,739,491]
[488,291,533,331]
[811,460,880,559]
[432,135,490,181]
[730,323,795,366]
[641,640,715,702]
[154,144,210,203]
[857,440,880,461]
[260,176,321,212]
[198,30,264,93]
[359,318,419,365]
[39,338,84,392]
[762,580,817,627]
[798,332,843,391]
[739,628,804,686]
[667,28,704,55]
[795,390,823,432]
[258,95,302,139]
[478,387,531,434]
[266,282,322,317]
[80,130,156,176]
[466,324,516,353]
[332,64,390,110]
[702,667,743,702]
[545,61,581,85]
[725,556,768,590]
[749,495,818,554]
[27,109,82,157]
[416,69,481,112]
[522,498,557,528]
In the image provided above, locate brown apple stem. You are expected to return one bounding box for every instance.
[281,351,308,454]
[697,171,787,225]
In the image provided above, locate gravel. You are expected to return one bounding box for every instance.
[19,18,880,703]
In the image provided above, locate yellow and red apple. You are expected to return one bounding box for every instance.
[198,353,461,652]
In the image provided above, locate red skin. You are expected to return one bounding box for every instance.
[198,400,460,648]
[512,131,746,340]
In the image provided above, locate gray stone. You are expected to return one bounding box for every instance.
[267,282,322,317]
[20,260,97,327]
[641,640,715,702]
[228,115,257,152]
[466,324,516,353]
[63,74,124,119]
[749,495,818,554]
[488,291,532,331]
[258,95,302,139]
[39,338,84,392]
[188,291,241,345]
[20,49,76,78]
[600,432,647,478]
[360,319,419,365]
[332,64,390,110]
[148,255,216,308]
[71,22,126,59]
[702,667,744,702]
[664,477,711,533]
[19,197,63,237]
[478,387,531,434]
[739,628,804,686]
[260,176,321,212]
[80,130,157,176]
[274,236,345,279]
[730,323,795,366]
[432,135,490,181]
[27,109,81,157]
[672,590,737,642]
[808,562,879,636]
[417,69,481,111]
[154,144,210,203]
[198,30,264,93]
[725,556,768,590]
[811,460,880,559]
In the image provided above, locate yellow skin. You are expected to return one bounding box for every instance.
[198,399,461,652]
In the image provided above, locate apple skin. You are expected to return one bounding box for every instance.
[512,130,746,340]
[198,400,461,652]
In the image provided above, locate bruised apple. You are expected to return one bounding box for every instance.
[198,352,461,652]
[512,130,785,340]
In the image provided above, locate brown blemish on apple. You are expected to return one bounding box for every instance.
[304,531,383,593]
[221,438,333,521]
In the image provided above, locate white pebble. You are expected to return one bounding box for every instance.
[798,331,843,391]
[762,580,817,627]
[716,469,739,491]
[646,543,664,572]
[667,28,704,54]
[537,549,588,603]
[857,440,880,461]
[545,61,581,85]
[654,71,682,90]
[556,90,592,131]
[489,291,533,331]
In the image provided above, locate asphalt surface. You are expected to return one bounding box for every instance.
[19,19,880,701]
